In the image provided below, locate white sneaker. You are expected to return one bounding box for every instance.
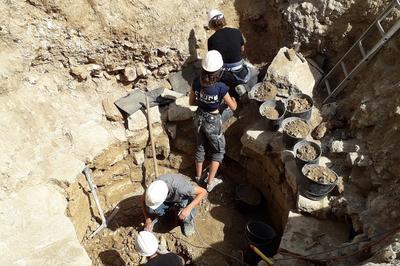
[207,178,223,192]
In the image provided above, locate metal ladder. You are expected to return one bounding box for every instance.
[320,0,400,104]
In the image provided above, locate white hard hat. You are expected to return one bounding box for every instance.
[208,9,224,22]
[145,180,168,210]
[136,231,159,257]
[202,50,223,72]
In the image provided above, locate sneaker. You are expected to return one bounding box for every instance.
[206,178,223,192]
[182,220,195,237]
[194,176,202,183]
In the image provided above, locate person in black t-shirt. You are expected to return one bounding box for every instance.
[207,9,250,99]
[189,50,237,192]
[136,231,184,266]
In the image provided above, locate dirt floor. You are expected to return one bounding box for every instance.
[82,176,270,266]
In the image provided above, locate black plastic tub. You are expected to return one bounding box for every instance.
[293,140,322,169]
[281,117,310,150]
[286,93,313,120]
[259,100,286,131]
[246,221,276,246]
[235,184,262,213]
[300,164,338,201]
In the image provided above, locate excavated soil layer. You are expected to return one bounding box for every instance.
[305,165,337,184]
[254,82,278,101]
[287,97,311,113]
[284,120,309,138]
[296,144,318,161]
[262,106,280,119]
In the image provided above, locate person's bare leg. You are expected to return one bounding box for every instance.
[207,161,220,185]
[195,161,203,179]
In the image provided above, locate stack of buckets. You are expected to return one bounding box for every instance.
[256,89,338,201]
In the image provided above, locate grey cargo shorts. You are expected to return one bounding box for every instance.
[193,109,226,163]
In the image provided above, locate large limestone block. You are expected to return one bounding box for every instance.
[168,96,197,121]
[266,47,322,97]
[92,143,129,170]
[71,121,114,161]
[127,129,149,152]
[240,122,282,156]
[0,185,91,265]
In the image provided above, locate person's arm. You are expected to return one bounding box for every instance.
[223,92,237,111]
[189,88,197,106]
[142,194,154,231]
[178,186,207,221]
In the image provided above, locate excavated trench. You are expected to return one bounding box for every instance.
[66,116,290,265]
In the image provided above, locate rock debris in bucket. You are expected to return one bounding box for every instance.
[288,97,311,113]
[254,82,278,101]
[305,165,336,184]
[284,120,309,138]
[262,106,280,119]
[296,143,318,161]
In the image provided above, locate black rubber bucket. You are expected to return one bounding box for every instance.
[235,184,262,213]
[286,93,313,120]
[259,100,286,131]
[246,221,276,248]
[293,140,322,169]
[281,117,310,150]
[300,164,338,201]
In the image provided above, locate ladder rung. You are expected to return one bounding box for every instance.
[358,41,366,57]
[324,79,332,95]
[376,21,385,36]
[340,62,348,77]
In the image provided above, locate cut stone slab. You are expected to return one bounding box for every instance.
[168,96,197,121]
[265,47,322,97]
[297,194,331,218]
[168,64,199,94]
[275,211,350,262]
[0,185,91,265]
[115,90,146,116]
[144,105,162,124]
[161,88,184,100]
[127,110,147,131]
[240,121,283,155]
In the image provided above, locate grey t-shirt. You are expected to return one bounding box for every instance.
[158,174,195,203]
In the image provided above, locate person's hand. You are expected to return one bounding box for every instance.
[144,218,153,231]
[178,207,191,221]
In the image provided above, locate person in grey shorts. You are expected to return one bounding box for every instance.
[189,50,237,192]
[143,174,207,237]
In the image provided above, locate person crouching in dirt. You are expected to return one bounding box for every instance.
[143,174,207,237]
[189,50,237,192]
[136,231,185,265]
[207,9,251,100]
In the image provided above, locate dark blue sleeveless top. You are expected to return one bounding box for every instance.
[192,77,229,112]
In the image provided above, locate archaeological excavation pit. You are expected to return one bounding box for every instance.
[2,0,400,265]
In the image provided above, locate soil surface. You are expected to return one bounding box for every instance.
[304,165,337,184]
[254,82,278,101]
[262,106,280,119]
[296,143,318,161]
[287,97,311,113]
[82,178,253,266]
[284,120,309,138]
